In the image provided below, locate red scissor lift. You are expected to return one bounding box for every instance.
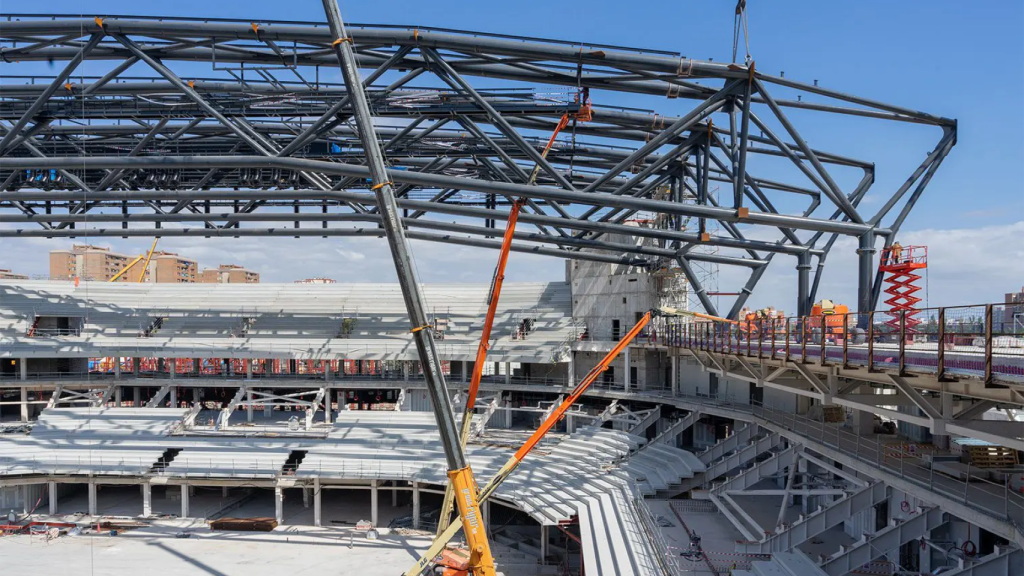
[878,244,928,335]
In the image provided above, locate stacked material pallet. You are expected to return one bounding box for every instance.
[967,445,1019,468]
[209,517,277,532]
[821,406,845,423]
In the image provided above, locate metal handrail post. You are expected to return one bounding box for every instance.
[937,307,946,380]
[820,313,827,365]
[842,313,849,368]
[758,318,764,360]
[984,304,993,385]
[899,310,907,376]
[771,318,777,360]
[867,311,875,372]
[784,319,791,363]
[747,320,752,357]
[800,316,808,363]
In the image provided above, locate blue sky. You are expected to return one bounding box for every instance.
[2,1,1022,308]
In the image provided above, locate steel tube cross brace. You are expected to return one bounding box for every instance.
[887,374,945,434]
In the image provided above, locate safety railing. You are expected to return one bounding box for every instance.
[662,302,1024,385]
[491,377,1024,540]
[636,389,1024,541]
[632,493,686,576]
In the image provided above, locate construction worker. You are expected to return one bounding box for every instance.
[889,242,903,265]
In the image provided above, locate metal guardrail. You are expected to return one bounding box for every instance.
[632,494,685,576]
[494,377,1024,543]
[662,303,1024,385]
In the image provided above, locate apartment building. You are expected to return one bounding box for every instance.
[148,252,199,284]
[49,244,138,282]
[200,264,260,284]
[48,245,197,283]
[0,269,29,280]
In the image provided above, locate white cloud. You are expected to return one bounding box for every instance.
[719,221,1024,314]
[334,248,367,262]
[2,221,1019,315]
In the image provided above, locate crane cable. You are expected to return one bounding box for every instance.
[732,0,752,64]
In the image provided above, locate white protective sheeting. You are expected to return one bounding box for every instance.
[0,280,576,362]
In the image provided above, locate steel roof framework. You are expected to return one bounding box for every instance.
[0,14,956,318]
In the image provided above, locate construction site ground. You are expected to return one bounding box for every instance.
[5,485,540,576]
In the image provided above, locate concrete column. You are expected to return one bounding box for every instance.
[114,385,122,407]
[169,358,176,379]
[181,484,189,518]
[48,481,58,515]
[370,480,379,527]
[247,389,254,422]
[623,346,630,392]
[303,487,310,508]
[88,481,98,516]
[21,485,29,514]
[246,358,253,379]
[314,478,322,527]
[169,386,177,409]
[193,358,201,377]
[412,482,421,529]
[222,486,228,498]
[505,362,512,386]
[461,361,468,383]
[133,386,141,408]
[20,387,28,422]
[142,483,152,517]
[324,389,333,425]
[193,388,200,405]
[851,407,874,436]
[19,357,27,380]
[274,486,283,524]
[392,483,398,508]
[114,358,121,380]
[540,524,548,561]
[403,361,410,382]
[133,358,140,377]
[671,355,679,395]
[566,358,573,387]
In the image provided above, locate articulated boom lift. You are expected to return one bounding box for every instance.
[435,92,593,540]
[408,306,730,576]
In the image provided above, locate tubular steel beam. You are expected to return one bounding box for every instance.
[320,3,495,571]
[0,155,887,236]
[0,32,104,155]
[0,14,955,311]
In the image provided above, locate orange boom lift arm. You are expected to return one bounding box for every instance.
[434,93,593,538]
[406,306,730,575]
